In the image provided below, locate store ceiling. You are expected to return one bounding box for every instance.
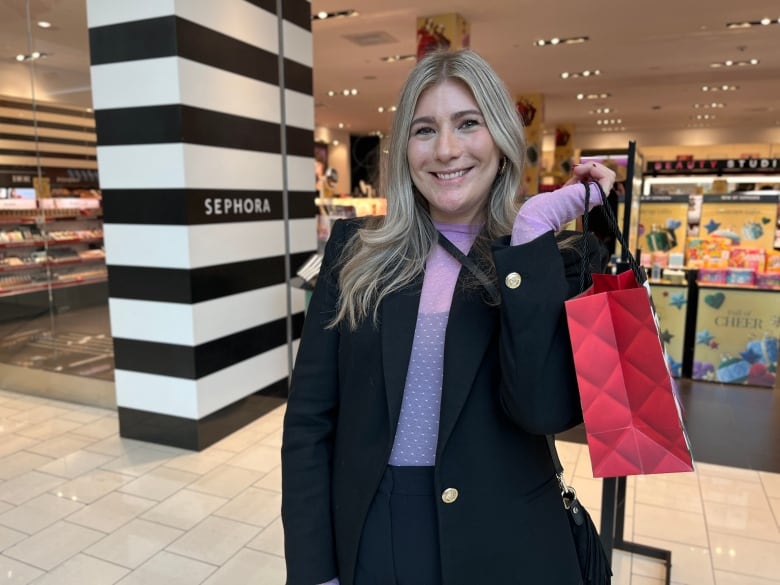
[1,0,779,144]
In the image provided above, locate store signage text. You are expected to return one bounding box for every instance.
[651,160,719,172]
[204,197,271,216]
[725,158,779,170]
[713,310,763,329]
[647,158,780,175]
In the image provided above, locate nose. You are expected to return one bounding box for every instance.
[435,128,462,161]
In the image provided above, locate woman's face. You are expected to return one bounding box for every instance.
[407,79,502,224]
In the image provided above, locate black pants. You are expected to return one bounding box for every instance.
[354,466,442,585]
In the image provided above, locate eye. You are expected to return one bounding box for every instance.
[412,126,435,136]
[460,118,481,129]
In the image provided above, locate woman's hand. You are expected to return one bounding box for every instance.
[566,161,617,200]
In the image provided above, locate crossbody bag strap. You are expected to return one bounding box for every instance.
[436,231,500,305]
[438,231,570,495]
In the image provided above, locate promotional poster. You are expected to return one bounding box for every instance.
[652,284,689,377]
[693,287,779,388]
[637,196,690,255]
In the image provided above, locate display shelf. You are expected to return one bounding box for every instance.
[0,213,102,225]
[0,256,105,274]
[647,278,688,286]
[0,236,103,249]
[643,174,780,196]
[0,274,108,298]
[697,281,780,292]
[0,205,106,303]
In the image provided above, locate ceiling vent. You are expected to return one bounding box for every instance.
[342,31,398,46]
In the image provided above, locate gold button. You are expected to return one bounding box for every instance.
[505,272,522,289]
[441,488,459,504]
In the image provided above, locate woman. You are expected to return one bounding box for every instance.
[282,49,615,585]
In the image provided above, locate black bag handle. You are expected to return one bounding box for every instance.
[581,182,646,286]
[436,231,500,305]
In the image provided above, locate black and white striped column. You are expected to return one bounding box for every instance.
[86,0,316,449]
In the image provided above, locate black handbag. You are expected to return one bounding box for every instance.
[546,436,612,585]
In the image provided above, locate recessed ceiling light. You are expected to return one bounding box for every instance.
[328,88,359,97]
[726,17,779,28]
[337,123,345,129]
[380,54,416,63]
[561,69,601,79]
[693,103,725,109]
[534,36,588,47]
[701,85,739,92]
[710,58,759,68]
[15,51,49,62]
[312,9,358,21]
[36,21,52,28]
[576,93,611,100]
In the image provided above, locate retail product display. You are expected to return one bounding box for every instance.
[637,168,779,389]
[0,206,105,297]
[638,192,780,291]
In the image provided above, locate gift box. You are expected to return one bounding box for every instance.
[716,357,750,384]
[746,336,779,367]
[652,252,669,268]
[697,268,727,284]
[741,221,764,242]
[728,247,765,270]
[668,253,685,268]
[766,251,780,273]
[756,272,780,289]
[726,268,756,285]
[686,237,732,268]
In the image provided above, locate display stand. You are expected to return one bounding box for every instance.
[600,478,672,585]
[598,142,672,584]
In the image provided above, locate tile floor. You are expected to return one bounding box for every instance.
[1,388,779,585]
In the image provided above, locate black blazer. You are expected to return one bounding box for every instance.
[282,219,605,585]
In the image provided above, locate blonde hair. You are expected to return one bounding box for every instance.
[333,49,525,329]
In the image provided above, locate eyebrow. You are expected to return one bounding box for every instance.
[410,109,484,127]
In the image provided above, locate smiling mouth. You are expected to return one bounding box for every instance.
[434,169,469,180]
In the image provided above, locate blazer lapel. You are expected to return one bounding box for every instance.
[381,283,422,432]
[437,273,497,459]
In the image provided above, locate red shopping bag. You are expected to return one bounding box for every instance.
[565,268,695,478]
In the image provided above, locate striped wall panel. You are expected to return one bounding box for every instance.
[86,0,316,449]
